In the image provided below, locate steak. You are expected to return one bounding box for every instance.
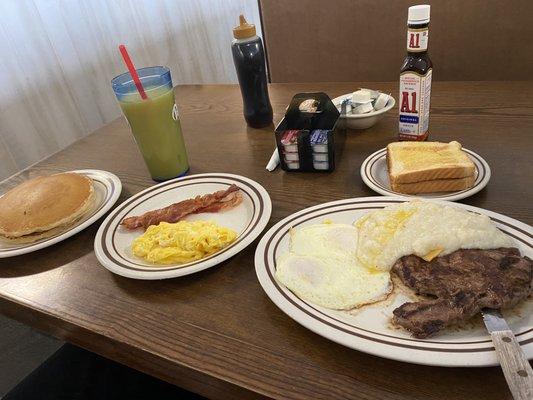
[392,248,532,338]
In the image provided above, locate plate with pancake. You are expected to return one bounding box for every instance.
[0,169,121,258]
[94,173,272,279]
[255,197,532,367]
[360,141,491,201]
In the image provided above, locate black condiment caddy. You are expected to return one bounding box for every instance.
[274,92,340,172]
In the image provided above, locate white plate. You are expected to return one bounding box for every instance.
[254,197,533,367]
[360,147,491,201]
[95,173,272,280]
[0,169,122,258]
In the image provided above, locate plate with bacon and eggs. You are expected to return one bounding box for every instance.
[95,173,271,279]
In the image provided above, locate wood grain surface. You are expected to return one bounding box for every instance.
[0,82,532,400]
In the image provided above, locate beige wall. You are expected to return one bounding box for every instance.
[0,0,262,182]
[260,0,533,82]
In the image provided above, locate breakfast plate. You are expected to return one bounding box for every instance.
[360,147,491,201]
[0,169,122,258]
[254,197,532,367]
[95,173,272,279]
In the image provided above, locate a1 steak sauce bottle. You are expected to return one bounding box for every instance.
[399,5,433,141]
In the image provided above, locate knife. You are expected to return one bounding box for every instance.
[482,309,533,400]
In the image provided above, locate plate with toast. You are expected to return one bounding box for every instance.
[360,141,491,201]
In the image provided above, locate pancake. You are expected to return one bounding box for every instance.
[0,173,95,243]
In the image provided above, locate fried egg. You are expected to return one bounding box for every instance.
[132,220,237,265]
[275,222,391,310]
[289,223,359,261]
[356,201,515,271]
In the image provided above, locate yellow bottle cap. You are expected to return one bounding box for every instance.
[233,14,256,39]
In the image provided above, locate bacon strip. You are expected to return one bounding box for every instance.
[196,190,242,213]
[121,184,242,230]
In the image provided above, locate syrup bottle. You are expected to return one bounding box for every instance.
[399,5,433,141]
[231,15,273,128]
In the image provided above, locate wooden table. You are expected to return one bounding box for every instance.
[0,82,532,400]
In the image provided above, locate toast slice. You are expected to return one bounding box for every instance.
[390,176,476,195]
[387,141,475,184]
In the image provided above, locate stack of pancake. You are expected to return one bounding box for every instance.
[0,173,95,243]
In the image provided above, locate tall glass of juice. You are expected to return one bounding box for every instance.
[112,66,189,181]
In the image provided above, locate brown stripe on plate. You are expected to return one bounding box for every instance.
[262,199,532,352]
[364,148,486,198]
[270,209,532,345]
[100,175,263,272]
[0,172,114,251]
[110,182,256,269]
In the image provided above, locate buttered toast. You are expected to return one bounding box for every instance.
[386,141,476,194]
[390,176,475,194]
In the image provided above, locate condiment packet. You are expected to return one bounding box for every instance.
[359,88,380,99]
[310,130,329,153]
[352,102,374,114]
[281,130,299,152]
[373,93,390,110]
[352,89,372,104]
[285,161,300,170]
[313,161,329,170]
[284,152,299,162]
[313,153,328,162]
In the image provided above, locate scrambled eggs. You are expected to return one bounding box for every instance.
[132,220,237,265]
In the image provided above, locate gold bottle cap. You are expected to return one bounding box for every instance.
[233,14,256,39]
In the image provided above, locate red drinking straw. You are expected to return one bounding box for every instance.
[118,44,148,100]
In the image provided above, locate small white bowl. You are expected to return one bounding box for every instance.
[332,93,396,130]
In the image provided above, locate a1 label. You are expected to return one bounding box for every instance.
[398,69,432,140]
[407,28,429,52]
